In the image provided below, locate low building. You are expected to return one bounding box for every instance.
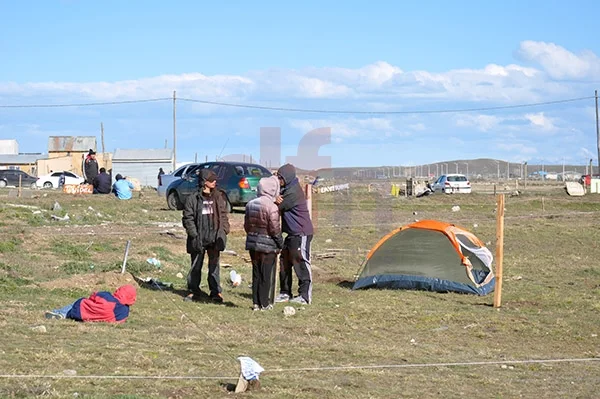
[43,136,111,176]
[112,149,174,188]
[0,154,45,175]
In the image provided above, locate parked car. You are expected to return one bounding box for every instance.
[0,170,38,189]
[157,163,200,198]
[430,174,471,194]
[166,162,273,211]
[36,171,85,189]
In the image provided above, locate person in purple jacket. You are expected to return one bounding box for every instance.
[274,164,314,305]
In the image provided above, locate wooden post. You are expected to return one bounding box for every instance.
[101,122,106,168]
[18,175,22,198]
[493,184,496,196]
[542,197,545,212]
[121,240,131,274]
[493,194,505,308]
[304,183,313,221]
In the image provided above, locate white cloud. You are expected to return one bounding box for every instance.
[455,115,502,132]
[524,112,557,131]
[518,41,600,79]
[288,117,405,141]
[498,142,538,155]
[408,123,426,131]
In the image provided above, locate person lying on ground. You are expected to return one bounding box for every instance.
[45,285,137,323]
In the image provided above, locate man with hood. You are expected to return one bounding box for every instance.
[244,175,284,311]
[274,163,314,305]
[45,285,137,323]
[84,149,99,185]
[182,169,230,303]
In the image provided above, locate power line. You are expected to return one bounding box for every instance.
[0,98,171,108]
[178,96,594,115]
[0,95,593,114]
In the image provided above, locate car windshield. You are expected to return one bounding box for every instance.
[447,175,467,182]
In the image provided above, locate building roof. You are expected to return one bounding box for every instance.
[113,148,174,162]
[0,154,45,165]
[48,136,97,152]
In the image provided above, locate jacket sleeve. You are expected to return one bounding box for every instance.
[218,191,230,234]
[182,194,198,238]
[267,205,284,249]
[278,189,296,212]
[243,205,250,234]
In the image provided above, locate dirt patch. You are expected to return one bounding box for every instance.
[38,271,139,290]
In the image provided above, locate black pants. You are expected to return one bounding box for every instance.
[279,235,313,303]
[250,250,277,308]
[188,246,221,297]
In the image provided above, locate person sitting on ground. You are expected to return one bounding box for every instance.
[244,175,284,311]
[112,174,134,200]
[93,167,112,194]
[45,285,136,323]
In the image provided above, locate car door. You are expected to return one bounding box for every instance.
[64,172,79,185]
[4,171,18,186]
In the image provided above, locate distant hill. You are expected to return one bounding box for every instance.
[304,158,590,180]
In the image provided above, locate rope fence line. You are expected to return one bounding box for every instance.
[0,357,598,380]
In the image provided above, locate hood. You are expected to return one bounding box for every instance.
[277,163,296,186]
[113,285,137,306]
[257,175,280,200]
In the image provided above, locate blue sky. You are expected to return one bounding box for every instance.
[1,0,600,170]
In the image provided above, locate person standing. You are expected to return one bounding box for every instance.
[274,164,314,305]
[84,149,99,185]
[244,175,284,311]
[158,167,165,186]
[182,169,230,303]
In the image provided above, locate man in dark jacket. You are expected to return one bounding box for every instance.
[84,149,99,185]
[274,163,314,305]
[182,169,230,303]
[93,167,112,194]
[244,175,284,310]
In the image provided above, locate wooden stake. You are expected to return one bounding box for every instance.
[121,240,131,274]
[542,197,545,212]
[304,183,313,221]
[18,175,22,198]
[100,122,106,167]
[493,194,505,308]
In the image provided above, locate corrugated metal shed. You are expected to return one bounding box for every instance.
[112,148,174,188]
[0,154,45,165]
[0,139,19,155]
[48,136,97,153]
[113,149,173,161]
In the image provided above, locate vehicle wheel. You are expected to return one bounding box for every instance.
[43,182,53,189]
[167,191,182,210]
[30,182,37,189]
[0,180,6,188]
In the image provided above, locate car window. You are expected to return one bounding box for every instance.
[448,175,467,182]
[185,165,200,176]
[235,165,271,177]
[212,165,227,179]
[174,167,185,177]
[51,172,62,177]
[65,172,77,178]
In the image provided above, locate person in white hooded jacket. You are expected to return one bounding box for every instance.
[244,175,284,310]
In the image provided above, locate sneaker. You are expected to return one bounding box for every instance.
[274,293,290,303]
[260,304,273,311]
[211,293,224,304]
[45,311,65,320]
[252,304,260,311]
[289,296,308,305]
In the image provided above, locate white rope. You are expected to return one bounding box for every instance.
[266,357,600,373]
[1,357,597,379]
[0,374,236,380]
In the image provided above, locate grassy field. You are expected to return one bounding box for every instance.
[0,183,599,398]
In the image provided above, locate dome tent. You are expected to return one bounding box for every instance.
[353,220,495,295]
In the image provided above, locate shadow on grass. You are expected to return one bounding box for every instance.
[336,280,355,290]
[220,382,237,392]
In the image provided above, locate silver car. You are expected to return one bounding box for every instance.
[157,163,200,197]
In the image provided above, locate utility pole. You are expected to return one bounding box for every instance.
[100,122,106,167]
[173,90,177,171]
[596,89,600,173]
[506,162,509,180]
[164,139,167,149]
[497,161,500,182]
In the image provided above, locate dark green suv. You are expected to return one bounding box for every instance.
[166,162,273,211]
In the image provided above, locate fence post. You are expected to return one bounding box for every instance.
[493,194,505,308]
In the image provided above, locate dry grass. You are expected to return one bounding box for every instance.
[0,184,599,398]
